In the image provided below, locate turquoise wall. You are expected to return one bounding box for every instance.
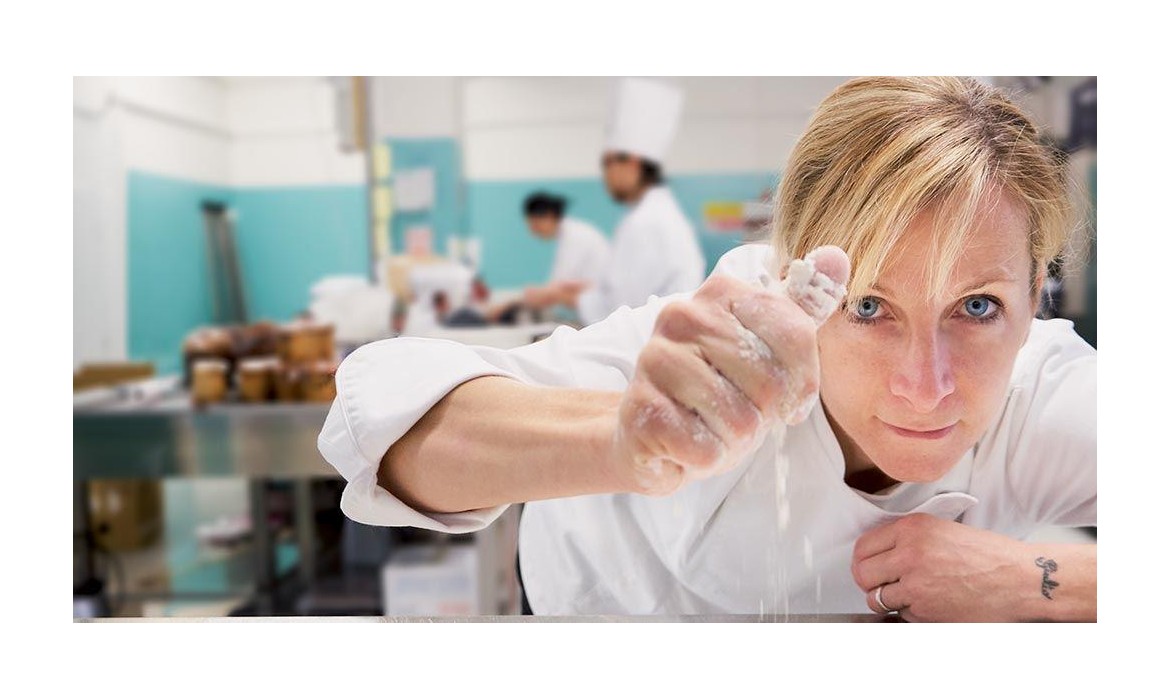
[126,160,775,371]
[388,138,462,255]
[127,172,234,374]
[232,184,368,322]
[127,172,367,373]
[669,171,779,273]
[465,171,778,289]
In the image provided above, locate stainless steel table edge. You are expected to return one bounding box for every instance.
[79,613,900,623]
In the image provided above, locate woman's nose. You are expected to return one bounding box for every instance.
[889,330,956,413]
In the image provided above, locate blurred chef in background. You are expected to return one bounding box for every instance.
[520,192,612,312]
[548,78,706,325]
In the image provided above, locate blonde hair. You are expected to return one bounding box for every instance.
[773,76,1073,301]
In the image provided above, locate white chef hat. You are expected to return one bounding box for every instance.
[603,77,684,164]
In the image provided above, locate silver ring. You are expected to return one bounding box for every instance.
[875,584,895,614]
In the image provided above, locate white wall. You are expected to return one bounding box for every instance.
[367,75,852,179]
[461,77,852,180]
[73,76,234,368]
[102,76,233,184]
[74,87,125,367]
[226,77,365,187]
[414,77,1096,182]
[372,77,461,139]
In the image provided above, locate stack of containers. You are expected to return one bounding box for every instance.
[183,320,337,405]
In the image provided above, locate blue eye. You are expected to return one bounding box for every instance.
[855,297,881,318]
[962,295,999,319]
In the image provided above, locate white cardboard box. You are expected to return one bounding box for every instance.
[381,544,479,616]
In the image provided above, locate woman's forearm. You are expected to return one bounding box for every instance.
[379,376,626,514]
[1020,543,1096,622]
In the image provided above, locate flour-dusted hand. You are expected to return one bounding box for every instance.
[608,246,850,496]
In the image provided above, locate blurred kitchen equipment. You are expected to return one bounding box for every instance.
[381,543,479,616]
[308,275,393,345]
[236,357,278,402]
[274,365,305,402]
[408,260,475,310]
[191,358,229,404]
[303,361,339,403]
[276,320,327,365]
[201,201,248,325]
[181,326,234,388]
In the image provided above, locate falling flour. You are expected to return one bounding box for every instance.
[765,246,848,617]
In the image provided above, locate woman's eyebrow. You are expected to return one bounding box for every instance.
[868,275,1019,299]
[953,275,1019,296]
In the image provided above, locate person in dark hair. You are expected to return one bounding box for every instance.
[575,77,705,324]
[520,192,611,312]
[599,153,665,202]
[523,192,568,218]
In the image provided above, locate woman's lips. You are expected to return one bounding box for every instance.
[881,420,957,440]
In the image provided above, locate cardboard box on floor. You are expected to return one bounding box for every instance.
[88,479,163,552]
[76,362,164,552]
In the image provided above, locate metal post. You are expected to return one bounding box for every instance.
[362,76,380,282]
[476,518,498,615]
[249,480,275,615]
[294,480,316,588]
[74,480,94,586]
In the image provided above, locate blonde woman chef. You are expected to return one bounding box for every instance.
[318,77,1096,621]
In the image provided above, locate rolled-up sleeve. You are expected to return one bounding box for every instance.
[316,244,767,534]
[317,338,525,533]
[317,302,668,533]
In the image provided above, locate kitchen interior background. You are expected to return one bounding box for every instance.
[73,76,1096,618]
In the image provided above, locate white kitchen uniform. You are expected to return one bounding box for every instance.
[576,185,705,325]
[547,217,611,289]
[571,78,706,325]
[318,243,1097,615]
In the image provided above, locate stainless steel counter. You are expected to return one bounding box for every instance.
[73,318,565,481]
[74,382,342,615]
[73,379,519,617]
[74,388,335,480]
[81,614,899,623]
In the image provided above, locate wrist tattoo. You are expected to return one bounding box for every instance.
[1034,556,1060,600]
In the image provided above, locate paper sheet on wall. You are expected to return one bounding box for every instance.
[372,143,392,181]
[394,168,435,211]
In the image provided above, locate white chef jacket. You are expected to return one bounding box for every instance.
[318,243,1097,615]
[547,217,611,289]
[576,185,705,325]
